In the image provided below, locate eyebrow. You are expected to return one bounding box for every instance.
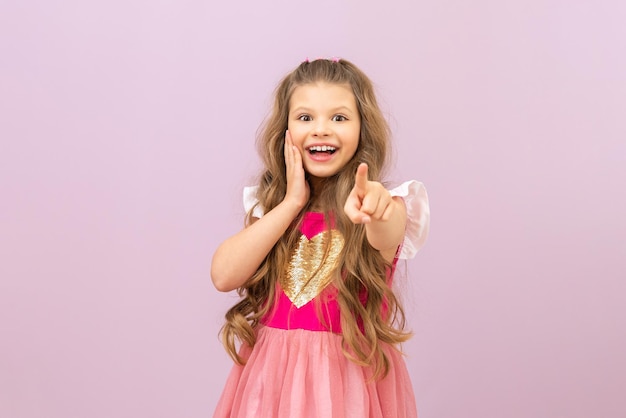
[290,106,355,114]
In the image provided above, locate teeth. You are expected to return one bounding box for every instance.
[309,145,336,152]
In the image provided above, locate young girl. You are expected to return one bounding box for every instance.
[211,58,430,418]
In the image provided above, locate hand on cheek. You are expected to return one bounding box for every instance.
[283,130,310,209]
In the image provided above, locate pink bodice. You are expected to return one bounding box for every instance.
[261,212,397,333]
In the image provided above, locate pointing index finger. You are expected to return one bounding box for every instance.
[355,163,369,192]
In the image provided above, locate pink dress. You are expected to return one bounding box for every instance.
[214,181,430,418]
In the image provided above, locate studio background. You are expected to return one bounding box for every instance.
[1,1,624,417]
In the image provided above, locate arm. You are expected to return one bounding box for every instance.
[211,131,309,292]
[211,200,303,292]
[344,163,407,262]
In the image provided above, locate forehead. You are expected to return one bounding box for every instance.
[289,82,357,110]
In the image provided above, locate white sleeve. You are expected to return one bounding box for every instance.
[389,180,430,259]
[243,186,265,218]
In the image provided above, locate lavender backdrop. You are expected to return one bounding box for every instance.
[1,1,625,417]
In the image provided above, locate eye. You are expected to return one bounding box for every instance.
[332,115,347,122]
[297,114,312,121]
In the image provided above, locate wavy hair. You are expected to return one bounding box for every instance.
[220,59,410,379]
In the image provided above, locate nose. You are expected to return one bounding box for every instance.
[312,119,330,137]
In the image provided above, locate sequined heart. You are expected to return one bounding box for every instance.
[281,230,345,308]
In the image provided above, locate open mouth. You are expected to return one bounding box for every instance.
[307,145,337,155]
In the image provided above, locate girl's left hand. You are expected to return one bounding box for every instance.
[344,163,394,224]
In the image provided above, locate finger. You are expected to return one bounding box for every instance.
[343,204,361,223]
[360,185,390,217]
[360,192,379,216]
[380,200,395,222]
[346,210,370,224]
[291,137,303,170]
[344,194,368,224]
[354,163,369,193]
[372,193,391,220]
[284,131,293,167]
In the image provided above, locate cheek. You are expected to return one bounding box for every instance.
[341,124,360,144]
[348,132,360,151]
[288,128,306,145]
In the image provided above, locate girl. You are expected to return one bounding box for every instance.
[211,58,430,418]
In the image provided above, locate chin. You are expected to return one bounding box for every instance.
[306,169,339,179]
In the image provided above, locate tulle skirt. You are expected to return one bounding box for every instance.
[213,326,417,418]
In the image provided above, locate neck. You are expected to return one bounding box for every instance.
[307,175,327,212]
[306,175,344,213]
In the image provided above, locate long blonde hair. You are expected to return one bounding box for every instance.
[220,59,410,379]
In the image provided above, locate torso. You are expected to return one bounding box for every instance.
[261,211,397,333]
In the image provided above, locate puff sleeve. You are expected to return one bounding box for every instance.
[389,180,430,259]
[243,186,264,219]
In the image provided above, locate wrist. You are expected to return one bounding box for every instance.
[278,198,306,216]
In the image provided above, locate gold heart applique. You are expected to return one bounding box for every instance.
[281,230,345,308]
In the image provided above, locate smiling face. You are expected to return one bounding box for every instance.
[287,82,361,185]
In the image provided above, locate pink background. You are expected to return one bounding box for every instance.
[1,1,625,417]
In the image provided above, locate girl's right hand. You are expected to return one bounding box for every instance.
[283,130,310,209]
[211,131,310,292]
